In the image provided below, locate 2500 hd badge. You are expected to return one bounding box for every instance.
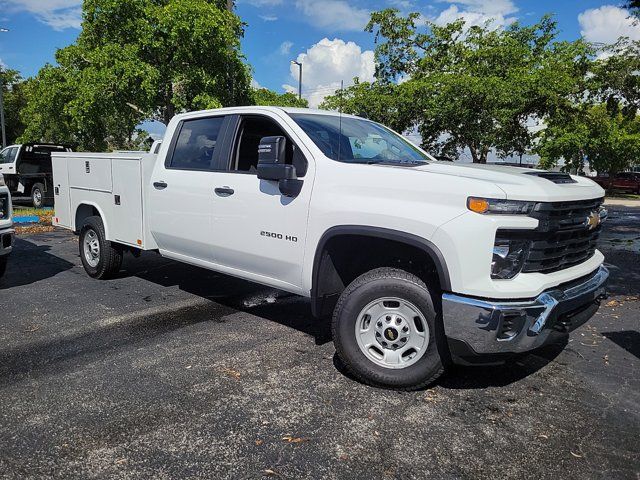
[260,230,298,242]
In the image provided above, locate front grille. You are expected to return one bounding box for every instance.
[0,194,8,220]
[525,198,603,273]
[500,198,604,274]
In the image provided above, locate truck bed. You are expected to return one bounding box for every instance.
[51,152,158,250]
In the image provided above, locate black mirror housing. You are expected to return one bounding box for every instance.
[257,136,297,181]
[257,135,303,197]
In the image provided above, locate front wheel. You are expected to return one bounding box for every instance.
[79,216,123,279]
[332,267,445,390]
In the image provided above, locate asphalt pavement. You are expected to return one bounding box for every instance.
[0,206,638,479]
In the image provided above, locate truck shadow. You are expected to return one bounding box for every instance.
[122,252,332,346]
[0,237,75,289]
[124,252,566,389]
[332,339,567,391]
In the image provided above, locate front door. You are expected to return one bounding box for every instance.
[208,113,314,292]
[148,114,230,264]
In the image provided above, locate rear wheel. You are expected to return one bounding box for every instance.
[79,216,122,279]
[332,267,445,390]
[31,183,45,208]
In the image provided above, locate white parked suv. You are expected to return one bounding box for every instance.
[50,107,608,389]
[0,173,14,278]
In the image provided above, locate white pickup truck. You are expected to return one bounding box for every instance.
[0,173,14,278]
[51,106,608,389]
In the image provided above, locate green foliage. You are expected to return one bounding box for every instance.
[251,88,308,108]
[322,11,592,163]
[0,69,27,144]
[20,0,251,151]
[537,104,640,174]
[537,39,640,174]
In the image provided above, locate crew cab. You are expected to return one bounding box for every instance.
[592,172,640,195]
[51,107,608,389]
[0,143,73,208]
[0,173,14,278]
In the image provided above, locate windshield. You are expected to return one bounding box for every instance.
[289,113,429,165]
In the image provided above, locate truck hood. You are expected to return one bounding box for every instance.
[405,162,605,202]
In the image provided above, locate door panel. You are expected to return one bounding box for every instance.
[148,115,228,263]
[210,173,311,288]
[209,113,313,290]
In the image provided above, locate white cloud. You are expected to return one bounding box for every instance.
[250,78,263,89]
[578,5,640,45]
[284,38,375,107]
[434,4,515,29]
[295,0,370,32]
[5,0,82,30]
[432,0,517,29]
[259,14,278,21]
[439,0,518,17]
[279,41,294,55]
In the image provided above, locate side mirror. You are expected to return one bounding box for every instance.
[257,136,303,197]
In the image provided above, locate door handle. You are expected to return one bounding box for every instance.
[153,181,167,190]
[214,187,234,197]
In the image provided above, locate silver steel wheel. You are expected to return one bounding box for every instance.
[33,188,42,206]
[83,229,101,268]
[355,297,430,369]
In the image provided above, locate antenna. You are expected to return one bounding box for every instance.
[337,80,343,162]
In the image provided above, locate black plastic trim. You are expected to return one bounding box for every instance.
[311,225,452,317]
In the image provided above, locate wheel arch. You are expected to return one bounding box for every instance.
[74,202,110,238]
[310,225,451,318]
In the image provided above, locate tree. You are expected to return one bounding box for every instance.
[20,0,251,151]
[251,88,308,108]
[321,12,592,163]
[0,68,27,145]
[537,104,640,175]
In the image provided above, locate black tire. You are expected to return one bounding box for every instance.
[31,183,45,209]
[0,256,7,278]
[332,267,446,390]
[79,216,122,279]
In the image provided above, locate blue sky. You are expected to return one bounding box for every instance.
[1,0,640,109]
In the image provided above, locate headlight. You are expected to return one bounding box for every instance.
[468,197,536,215]
[491,238,530,279]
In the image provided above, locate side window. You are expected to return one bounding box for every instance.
[232,116,307,176]
[6,147,18,163]
[169,116,225,170]
[0,148,7,164]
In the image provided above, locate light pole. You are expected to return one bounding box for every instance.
[0,27,8,148]
[291,60,302,101]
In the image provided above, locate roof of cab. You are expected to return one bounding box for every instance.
[172,106,365,122]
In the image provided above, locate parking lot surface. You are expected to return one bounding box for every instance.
[0,206,638,479]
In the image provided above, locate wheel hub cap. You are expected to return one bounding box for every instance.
[355,297,430,369]
[83,229,100,268]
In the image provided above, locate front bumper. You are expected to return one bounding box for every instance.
[0,227,14,257]
[442,266,608,365]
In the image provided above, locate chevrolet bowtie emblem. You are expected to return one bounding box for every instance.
[585,211,601,230]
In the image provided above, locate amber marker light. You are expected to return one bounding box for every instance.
[467,197,489,214]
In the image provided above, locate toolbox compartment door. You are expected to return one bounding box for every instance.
[110,158,144,247]
[68,155,113,192]
[51,155,72,228]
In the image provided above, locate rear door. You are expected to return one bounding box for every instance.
[148,114,230,264]
[206,112,314,292]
